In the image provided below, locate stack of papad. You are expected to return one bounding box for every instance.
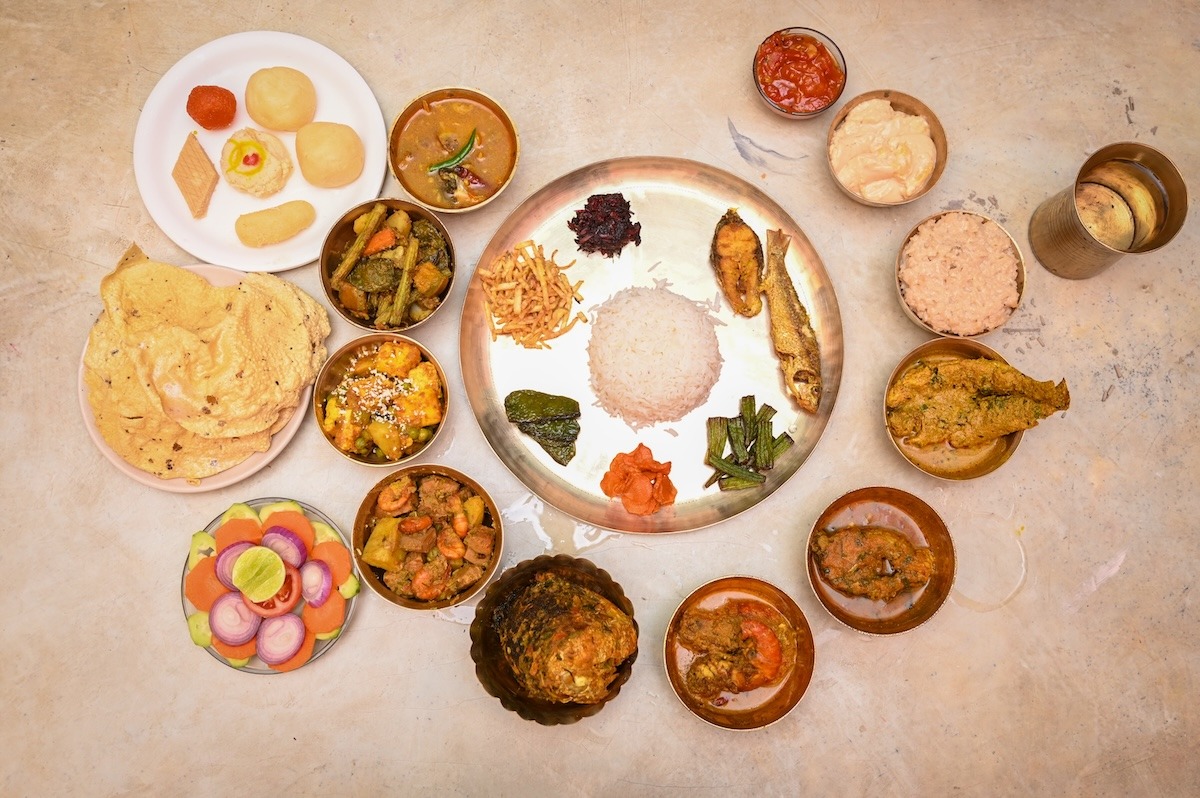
[82,244,330,482]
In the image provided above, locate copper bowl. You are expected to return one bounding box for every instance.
[388,87,519,213]
[884,338,1023,479]
[895,210,1026,337]
[469,554,638,725]
[752,27,847,119]
[352,465,502,610]
[806,487,955,635]
[664,576,814,730]
[319,197,457,334]
[826,89,948,206]
[312,332,448,466]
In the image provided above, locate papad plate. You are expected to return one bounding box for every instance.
[460,157,843,533]
[79,263,309,493]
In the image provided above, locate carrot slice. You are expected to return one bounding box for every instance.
[310,540,353,586]
[268,629,316,672]
[301,589,346,635]
[215,518,262,552]
[212,636,257,661]
[184,556,230,612]
[260,510,315,555]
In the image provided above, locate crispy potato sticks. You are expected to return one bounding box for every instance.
[478,240,586,349]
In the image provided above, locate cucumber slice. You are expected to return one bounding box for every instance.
[187,531,216,571]
[219,502,260,526]
[338,573,361,600]
[257,500,304,525]
[186,612,212,647]
[312,521,341,546]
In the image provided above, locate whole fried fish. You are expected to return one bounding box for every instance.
[761,229,822,413]
[886,358,1070,448]
[710,208,763,317]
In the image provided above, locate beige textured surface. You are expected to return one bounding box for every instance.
[2,2,1198,795]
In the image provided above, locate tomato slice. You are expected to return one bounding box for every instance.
[243,564,302,618]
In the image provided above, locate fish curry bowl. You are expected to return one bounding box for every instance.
[883,338,1070,480]
[312,332,449,466]
[388,87,519,213]
[806,486,956,635]
[469,554,639,725]
[319,197,457,333]
[352,465,503,610]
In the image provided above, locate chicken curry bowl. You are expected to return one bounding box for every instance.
[313,333,447,465]
[354,466,502,609]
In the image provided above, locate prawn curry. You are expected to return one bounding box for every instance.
[360,471,498,605]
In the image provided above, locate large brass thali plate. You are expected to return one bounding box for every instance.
[460,157,843,533]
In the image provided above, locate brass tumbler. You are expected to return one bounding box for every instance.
[1029,142,1187,279]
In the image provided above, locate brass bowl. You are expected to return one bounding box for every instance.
[826,89,948,206]
[388,87,519,213]
[663,576,814,730]
[469,554,638,725]
[312,332,448,466]
[753,27,847,118]
[895,210,1026,337]
[806,487,955,635]
[319,197,457,334]
[352,465,503,610]
[884,338,1023,479]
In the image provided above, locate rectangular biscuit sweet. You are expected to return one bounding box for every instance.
[171,132,218,219]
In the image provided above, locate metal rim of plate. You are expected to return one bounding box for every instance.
[459,156,844,534]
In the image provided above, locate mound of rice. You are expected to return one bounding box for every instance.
[898,211,1021,336]
[587,286,722,428]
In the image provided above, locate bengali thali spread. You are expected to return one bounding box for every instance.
[80,27,1076,713]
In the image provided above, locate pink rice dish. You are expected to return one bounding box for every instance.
[898,211,1021,336]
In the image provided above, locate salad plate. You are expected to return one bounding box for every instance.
[181,497,359,674]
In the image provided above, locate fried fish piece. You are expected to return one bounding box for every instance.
[811,526,934,602]
[886,358,1070,448]
[761,229,822,413]
[710,208,764,317]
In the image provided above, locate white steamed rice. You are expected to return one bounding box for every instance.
[587,285,722,428]
[898,211,1021,336]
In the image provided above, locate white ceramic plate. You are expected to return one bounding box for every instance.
[78,263,309,493]
[133,31,387,272]
[460,157,844,534]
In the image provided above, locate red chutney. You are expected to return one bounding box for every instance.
[754,31,845,114]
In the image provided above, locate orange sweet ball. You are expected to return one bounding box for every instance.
[186,86,237,131]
